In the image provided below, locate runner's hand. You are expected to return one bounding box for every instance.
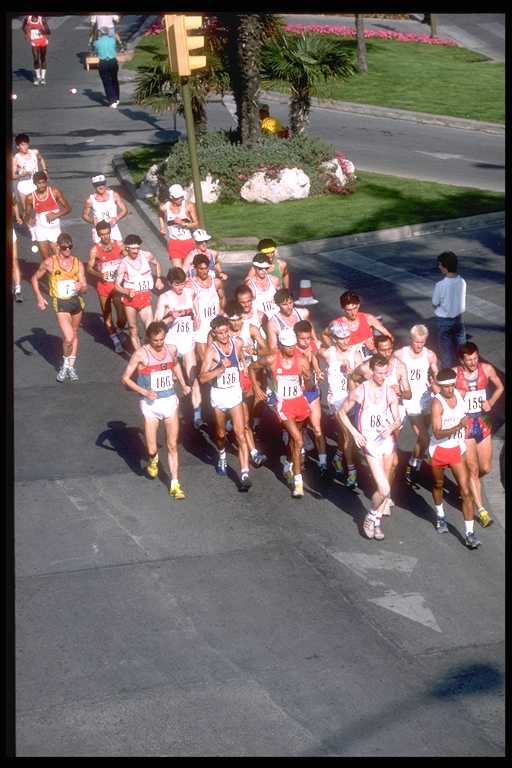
[481,400,491,413]
[353,431,367,449]
[181,384,191,397]
[146,389,158,401]
[37,297,48,311]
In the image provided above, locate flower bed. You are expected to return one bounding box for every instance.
[285,24,459,46]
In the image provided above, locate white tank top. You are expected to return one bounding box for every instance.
[14,149,38,178]
[89,189,117,225]
[164,200,191,240]
[189,276,219,328]
[327,345,356,402]
[429,389,466,449]
[162,287,195,344]
[358,380,393,442]
[401,346,431,398]
[247,276,277,317]
[119,251,154,292]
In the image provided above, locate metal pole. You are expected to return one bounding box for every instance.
[181,77,205,228]
[430,14,438,38]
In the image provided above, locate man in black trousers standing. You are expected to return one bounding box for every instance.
[94,26,120,108]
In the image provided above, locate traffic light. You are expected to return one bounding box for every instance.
[164,14,206,77]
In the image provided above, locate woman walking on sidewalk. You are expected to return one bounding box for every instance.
[94,26,120,108]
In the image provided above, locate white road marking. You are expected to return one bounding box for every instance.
[415,151,465,160]
[322,249,504,325]
[330,551,418,578]
[480,22,505,39]
[369,590,442,632]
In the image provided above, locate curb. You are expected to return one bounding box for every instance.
[258,90,504,136]
[113,154,504,264]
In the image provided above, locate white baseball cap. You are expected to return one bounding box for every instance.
[92,174,107,186]
[331,322,351,339]
[169,183,185,198]
[192,228,211,242]
[278,328,297,347]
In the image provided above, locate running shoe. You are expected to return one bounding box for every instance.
[345,469,358,489]
[216,457,227,476]
[146,455,159,478]
[67,367,79,382]
[113,337,124,354]
[14,288,23,303]
[40,78,46,86]
[280,456,294,486]
[465,531,481,550]
[251,451,267,468]
[239,473,252,492]
[332,454,344,479]
[476,508,493,527]
[436,517,449,534]
[363,515,375,539]
[33,79,40,87]
[169,483,186,500]
[292,479,304,498]
[374,525,385,541]
[56,365,68,383]
[405,465,418,488]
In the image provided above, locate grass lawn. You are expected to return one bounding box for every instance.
[125,32,504,123]
[124,146,504,248]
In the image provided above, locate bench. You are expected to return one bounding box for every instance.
[84,51,132,70]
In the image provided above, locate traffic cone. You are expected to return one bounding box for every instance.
[295,279,318,306]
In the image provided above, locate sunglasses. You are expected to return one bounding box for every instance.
[59,244,72,250]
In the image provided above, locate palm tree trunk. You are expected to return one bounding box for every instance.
[235,14,263,146]
[290,88,310,135]
[355,14,368,74]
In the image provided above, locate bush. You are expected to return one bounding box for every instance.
[157,130,339,202]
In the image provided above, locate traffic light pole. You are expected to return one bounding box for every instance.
[181,77,205,228]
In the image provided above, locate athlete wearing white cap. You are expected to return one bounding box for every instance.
[82,174,128,243]
[183,228,227,281]
[159,183,198,266]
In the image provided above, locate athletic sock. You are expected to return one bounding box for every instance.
[250,448,258,459]
[318,453,327,467]
[241,468,249,477]
[41,69,46,80]
[219,449,227,460]
[465,520,474,534]
[409,457,418,468]
[347,464,356,472]
[435,504,445,518]
[62,356,71,369]
[170,479,179,489]
[68,356,76,368]
[35,69,41,80]
[294,474,303,484]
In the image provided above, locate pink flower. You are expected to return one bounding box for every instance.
[285,24,458,46]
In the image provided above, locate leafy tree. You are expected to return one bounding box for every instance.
[262,32,356,135]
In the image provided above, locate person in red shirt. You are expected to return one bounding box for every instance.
[321,290,392,362]
[86,221,127,354]
[22,15,51,86]
[24,171,72,261]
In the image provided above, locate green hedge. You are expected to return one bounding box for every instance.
[156,130,340,201]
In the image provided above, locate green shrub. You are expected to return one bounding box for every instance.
[157,130,340,201]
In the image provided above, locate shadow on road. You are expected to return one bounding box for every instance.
[95,420,146,476]
[15,327,61,369]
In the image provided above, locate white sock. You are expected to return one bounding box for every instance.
[250,448,258,458]
[35,69,41,80]
[241,468,249,477]
[219,449,226,460]
[465,520,474,534]
[14,284,21,292]
[68,356,76,368]
[409,458,418,468]
[29,226,37,241]
[170,479,179,489]
[294,474,302,484]
[318,453,327,466]
[62,356,70,369]
[435,504,445,517]
[41,69,46,79]
[282,430,289,446]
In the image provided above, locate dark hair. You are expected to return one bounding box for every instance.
[124,234,142,246]
[274,288,293,305]
[437,367,457,383]
[340,290,360,308]
[235,284,252,298]
[57,233,73,247]
[210,314,229,331]
[294,320,312,335]
[375,334,393,347]
[257,237,276,252]
[145,321,167,340]
[95,220,111,234]
[192,253,209,268]
[459,341,479,358]
[15,133,30,145]
[167,267,186,284]
[369,354,388,370]
[33,171,47,183]
[437,251,458,272]
[225,300,243,319]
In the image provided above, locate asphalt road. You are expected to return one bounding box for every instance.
[10,14,505,757]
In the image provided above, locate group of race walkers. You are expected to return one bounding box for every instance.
[12,131,504,549]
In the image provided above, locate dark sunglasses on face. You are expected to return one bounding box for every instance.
[60,244,72,250]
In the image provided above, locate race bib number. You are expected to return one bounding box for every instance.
[172,317,192,335]
[134,276,153,292]
[100,260,119,282]
[30,29,42,40]
[202,304,217,320]
[39,212,59,227]
[262,299,277,315]
[150,370,174,392]
[409,368,425,381]
[277,375,300,400]
[370,414,384,429]
[169,224,189,240]
[464,389,485,414]
[56,279,77,299]
[217,366,239,389]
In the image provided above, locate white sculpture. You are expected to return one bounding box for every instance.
[240,167,310,203]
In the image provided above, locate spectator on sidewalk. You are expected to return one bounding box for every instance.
[432,251,466,368]
[89,14,124,51]
[94,27,120,108]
